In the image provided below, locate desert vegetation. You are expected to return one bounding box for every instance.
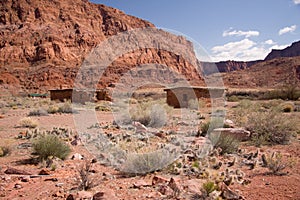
[0,93,299,199]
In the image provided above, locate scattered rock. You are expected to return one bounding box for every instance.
[184,179,202,194]
[152,175,169,186]
[14,183,22,189]
[77,191,93,199]
[39,168,51,175]
[168,177,182,192]
[4,167,31,175]
[93,192,105,200]
[132,121,147,134]
[55,183,64,187]
[221,183,243,200]
[133,180,150,189]
[66,194,75,200]
[44,177,58,182]
[211,128,251,141]
[71,153,84,160]
[157,185,173,196]
[20,176,30,182]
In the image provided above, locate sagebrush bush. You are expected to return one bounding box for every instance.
[246,111,296,145]
[233,100,297,145]
[129,99,172,127]
[32,134,71,161]
[120,148,178,175]
[19,117,38,128]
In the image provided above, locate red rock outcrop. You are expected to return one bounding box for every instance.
[0,0,203,94]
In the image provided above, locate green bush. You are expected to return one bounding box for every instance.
[202,181,217,195]
[209,134,240,155]
[32,134,71,161]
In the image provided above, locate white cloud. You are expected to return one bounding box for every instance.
[293,0,300,5]
[223,29,260,38]
[270,44,289,50]
[210,39,271,61]
[278,25,297,35]
[264,39,275,45]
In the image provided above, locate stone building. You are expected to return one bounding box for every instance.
[164,86,225,108]
[49,89,111,103]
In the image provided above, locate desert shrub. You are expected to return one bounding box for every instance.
[246,111,296,145]
[28,108,48,116]
[78,161,96,190]
[120,148,179,175]
[47,105,59,114]
[129,100,172,127]
[149,104,168,127]
[19,117,38,128]
[280,102,294,113]
[32,134,71,161]
[199,118,225,137]
[209,134,240,155]
[227,95,240,102]
[202,181,217,195]
[264,152,296,175]
[95,101,111,112]
[261,85,300,100]
[0,146,11,157]
[58,101,73,113]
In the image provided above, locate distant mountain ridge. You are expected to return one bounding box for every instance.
[265,41,300,60]
[206,40,300,74]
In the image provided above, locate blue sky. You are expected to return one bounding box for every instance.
[91,0,300,61]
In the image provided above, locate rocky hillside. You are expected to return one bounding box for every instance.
[265,41,300,60]
[221,56,300,88]
[202,60,260,75]
[0,0,203,93]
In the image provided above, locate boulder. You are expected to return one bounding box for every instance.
[211,128,250,141]
[4,167,31,175]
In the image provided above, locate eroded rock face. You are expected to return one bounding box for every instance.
[0,0,203,93]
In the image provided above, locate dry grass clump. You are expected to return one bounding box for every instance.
[19,117,38,128]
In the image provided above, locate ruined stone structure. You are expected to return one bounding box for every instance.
[49,89,111,103]
[164,86,225,108]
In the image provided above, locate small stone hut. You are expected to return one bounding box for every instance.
[49,88,111,103]
[164,86,225,108]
